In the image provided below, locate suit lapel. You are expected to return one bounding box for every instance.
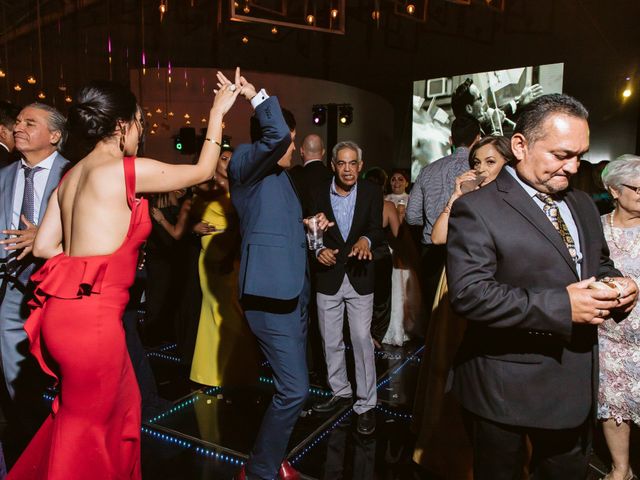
[497,171,579,279]
[37,154,66,224]
[1,162,19,232]
[564,191,590,280]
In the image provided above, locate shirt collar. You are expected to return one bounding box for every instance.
[331,177,358,198]
[505,165,543,199]
[303,158,323,166]
[21,150,57,171]
[0,142,9,153]
[505,165,567,202]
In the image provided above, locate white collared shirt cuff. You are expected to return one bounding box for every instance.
[250,89,269,109]
[360,236,371,249]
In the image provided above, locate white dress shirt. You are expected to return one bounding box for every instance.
[11,152,58,229]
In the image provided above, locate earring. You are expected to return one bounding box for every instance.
[119,129,126,152]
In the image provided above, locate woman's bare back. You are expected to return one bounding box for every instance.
[58,152,134,257]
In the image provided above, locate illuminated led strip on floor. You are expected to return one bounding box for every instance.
[258,376,332,398]
[146,351,182,363]
[194,446,245,466]
[158,343,178,352]
[376,404,412,421]
[147,386,222,424]
[290,408,354,465]
[288,346,424,465]
[141,426,192,448]
[377,345,424,390]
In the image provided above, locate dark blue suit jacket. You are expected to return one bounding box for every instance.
[229,97,306,301]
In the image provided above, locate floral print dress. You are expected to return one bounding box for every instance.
[598,215,640,426]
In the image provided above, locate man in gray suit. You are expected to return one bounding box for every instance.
[446,94,638,479]
[0,103,68,459]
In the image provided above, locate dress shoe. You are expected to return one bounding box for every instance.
[312,395,352,413]
[279,460,301,480]
[356,409,376,435]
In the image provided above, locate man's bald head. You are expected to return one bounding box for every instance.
[300,134,325,164]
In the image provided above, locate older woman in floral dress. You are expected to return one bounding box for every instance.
[599,156,640,480]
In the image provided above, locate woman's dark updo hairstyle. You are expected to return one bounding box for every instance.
[67,81,137,146]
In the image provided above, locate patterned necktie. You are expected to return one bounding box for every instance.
[535,193,578,263]
[20,164,43,229]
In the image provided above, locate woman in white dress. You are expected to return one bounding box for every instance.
[383,169,421,346]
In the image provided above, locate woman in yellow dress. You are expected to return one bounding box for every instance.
[190,149,260,386]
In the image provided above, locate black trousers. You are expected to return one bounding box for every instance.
[463,410,591,480]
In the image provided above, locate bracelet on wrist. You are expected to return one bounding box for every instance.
[205,137,222,148]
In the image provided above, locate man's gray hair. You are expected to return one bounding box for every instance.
[331,140,362,163]
[601,155,640,192]
[26,102,67,151]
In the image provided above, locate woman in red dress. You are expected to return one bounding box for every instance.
[7,73,240,479]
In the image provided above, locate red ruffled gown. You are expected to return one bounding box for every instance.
[8,156,151,479]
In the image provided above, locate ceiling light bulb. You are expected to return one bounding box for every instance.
[27,75,36,85]
[242,36,249,44]
[271,26,278,34]
[13,84,22,92]
[330,9,339,19]
[371,10,381,20]
[37,91,46,99]
[306,14,315,25]
[406,3,416,14]
[0,69,5,78]
[65,95,72,103]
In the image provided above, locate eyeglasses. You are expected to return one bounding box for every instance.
[622,184,640,195]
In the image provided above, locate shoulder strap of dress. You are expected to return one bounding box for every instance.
[123,156,137,208]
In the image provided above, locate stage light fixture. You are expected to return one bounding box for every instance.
[338,105,353,126]
[623,88,632,98]
[312,105,327,126]
[174,135,183,151]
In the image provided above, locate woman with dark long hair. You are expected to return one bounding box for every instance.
[7,73,240,479]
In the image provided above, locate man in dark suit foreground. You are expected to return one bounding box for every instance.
[446,94,638,479]
[226,71,330,480]
[308,141,384,436]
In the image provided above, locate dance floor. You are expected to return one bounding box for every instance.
[137,339,640,480]
[140,342,426,479]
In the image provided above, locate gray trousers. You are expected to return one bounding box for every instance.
[317,275,377,415]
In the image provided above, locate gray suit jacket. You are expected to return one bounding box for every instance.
[0,153,70,287]
[446,169,620,429]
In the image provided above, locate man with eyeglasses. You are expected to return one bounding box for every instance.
[307,140,384,436]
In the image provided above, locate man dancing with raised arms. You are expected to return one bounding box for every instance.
[220,70,331,480]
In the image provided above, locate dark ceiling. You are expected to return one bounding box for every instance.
[1,0,639,160]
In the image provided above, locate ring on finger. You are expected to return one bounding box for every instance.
[229,84,237,92]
